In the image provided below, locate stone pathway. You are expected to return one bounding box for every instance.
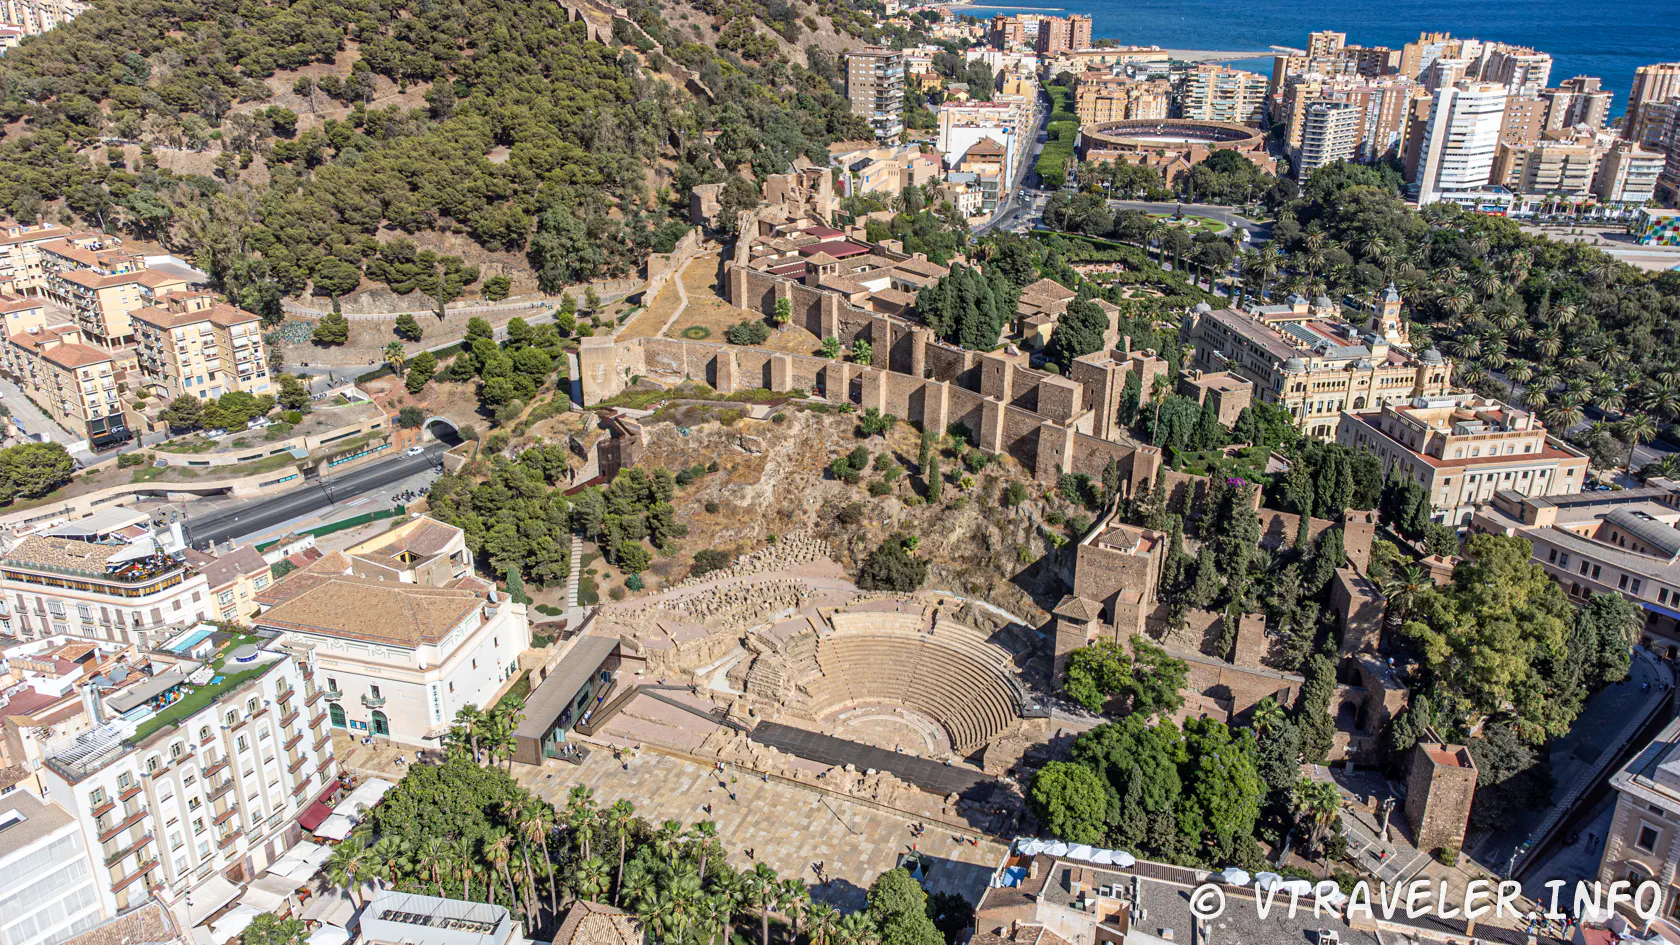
[514,748,1005,911]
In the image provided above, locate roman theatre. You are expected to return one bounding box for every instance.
[565,535,1047,830]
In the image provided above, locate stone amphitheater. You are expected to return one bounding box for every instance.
[730,599,1031,758]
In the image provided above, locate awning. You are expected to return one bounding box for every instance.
[209,905,263,944]
[331,778,394,819]
[314,813,357,841]
[302,887,362,928]
[241,873,305,913]
[186,874,243,926]
[268,840,332,884]
[1644,600,1680,623]
[308,927,351,945]
[297,785,342,833]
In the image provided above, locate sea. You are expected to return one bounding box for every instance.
[962,0,1680,117]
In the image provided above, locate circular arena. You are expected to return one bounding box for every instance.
[1081,118,1266,152]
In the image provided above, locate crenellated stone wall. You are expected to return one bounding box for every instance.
[579,335,1163,490]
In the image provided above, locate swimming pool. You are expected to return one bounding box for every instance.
[165,627,213,654]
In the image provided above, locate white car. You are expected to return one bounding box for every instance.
[405,445,425,457]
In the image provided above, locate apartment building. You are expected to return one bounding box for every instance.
[36,640,337,923]
[1181,288,1454,440]
[1074,72,1170,124]
[0,323,139,448]
[938,99,1033,183]
[1628,62,1680,144]
[39,238,191,349]
[182,544,273,623]
[130,292,271,401]
[986,14,1024,49]
[1413,81,1507,204]
[830,145,942,198]
[846,48,906,142]
[1177,64,1267,124]
[1295,101,1363,178]
[1472,482,1680,654]
[1279,73,1413,164]
[253,518,529,746]
[0,530,214,646]
[0,0,88,34]
[1033,14,1090,56]
[1596,140,1667,206]
[0,294,47,339]
[1337,394,1587,526]
[0,788,109,945]
[1498,90,1549,148]
[1482,45,1552,92]
[0,219,81,296]
[1542,75,1613,131]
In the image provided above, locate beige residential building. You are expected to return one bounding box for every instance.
[1542,75,1613,131]
[0,0,87,33]
[0,322,139,447]
[1336,394,1588,526]
[183,544,273,623]
[0,293,48,339]
[1482,45,1552,91]
[1498,90,1549,148]
[1628,62,1680,144]
[254,518,530,746]
[130,292,271,401]
[1596,140,1667,205]
[1182,287,1454,440]
[1598,715,1680,937]
[1074,73,1170,124]
[1177,64,1267,124]
[0,219,81,296]
[39,238,191,349]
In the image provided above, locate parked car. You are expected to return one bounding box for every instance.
[405,445,425,457]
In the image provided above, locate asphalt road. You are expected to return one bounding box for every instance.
[974,94,1051,236]
[1105,199,1273,241]
[183,443,449,548]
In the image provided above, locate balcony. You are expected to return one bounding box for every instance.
[309,711,327,730]
[104,832,154,867]
[275,686,296,705]
[287,755,307,774]
[313,733,331,752]
[98,807,149,844]
[306,688,325,707]
[322,688,343,701]
[217,829,243,850]
[280,710,299,729]
[208,779,234,802]
[213,807,238,827]
[283,731,303,751]
[110,858,159,893]
[360,693,386,708]
[203,759,229,778]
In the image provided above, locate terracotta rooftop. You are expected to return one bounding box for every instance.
[131,301,259,330]
[184,544,269,588]
[1020,277,1077,302]
[256,573,487,647]
[553,900,643,945]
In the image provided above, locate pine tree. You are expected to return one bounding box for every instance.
[1117,370,1142,427]
[1187,553,1222,609]
[1295,654,1337,764]
[925,453,942,502]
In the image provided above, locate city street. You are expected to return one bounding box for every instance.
[1105,199,1273,242]
[974,92,1051,236]
[182,442,448,548]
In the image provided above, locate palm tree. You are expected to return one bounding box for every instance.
[566,786,598,860]
[420,836,451,894]
[1643,381,1680,422]
[779,879,810,939]
[370,835,411,887]
[486,830,517,909]
[453,704,486,763]
[1250,696,1284,736]
[836,911,878,945]
[325,834,374,907]
[746,862,781,945]
[451,837,478,902]
[606,800,635,904]
[686,821,719,881]
[504,797,547,925]
[699,893,735,945]
[1289,779,1343,870]
[573,856,611,902]
[1378,565,1430,639]
[654,819,684,866]
[619,863,655,910]
[1545,401,1585,433]
[808,903,841,945]
[1620,414,1659,475]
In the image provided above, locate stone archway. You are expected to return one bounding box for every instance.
[423,417,463,446]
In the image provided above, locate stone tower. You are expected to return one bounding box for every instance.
[1405,739,1478,854]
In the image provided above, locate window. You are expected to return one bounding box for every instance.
[218,591,234,606]
[370,685,381,698]
[200,726,211,741]
[1662,589,1671,605]
[246,697,259,715]
[89,787,106,808]
[1581,561,1590,576]
[1633,579,1643,594]
[236,735,248,752]
[1560,553,1570,567]
[1593,565,1602,580]
[1621,574,1631,591]
[1639,824,1661,852]
[1548,548,1558,563]
[193,817,204,835]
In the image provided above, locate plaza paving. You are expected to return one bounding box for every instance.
[335,735,1006,911]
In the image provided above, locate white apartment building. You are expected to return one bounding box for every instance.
[0,788,108,945]
[36,641,336,925]
[252,518,529,746]
[1413,81,1507,204]
[1295,101,1363,179]
[0,530,214,647]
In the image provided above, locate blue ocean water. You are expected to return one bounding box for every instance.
[969,0,1680,116]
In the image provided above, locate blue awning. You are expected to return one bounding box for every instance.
[1642,600,1680,622]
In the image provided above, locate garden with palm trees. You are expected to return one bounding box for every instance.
[323,730,970,945]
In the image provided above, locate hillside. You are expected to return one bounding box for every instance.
[0,0,906,313]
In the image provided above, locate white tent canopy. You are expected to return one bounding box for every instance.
[1016,839,1046,855]
[269,841,333,883]
[1216,867,1251,886]
[186,874,243,926]
[308,927,350,945]
[1315,880,1349,907]
[1107,850,1136,867]
[1044,841,1070,857]
[209,905,263,944]
[314,813,357,841]
[313,778,395,840]
[241,873,306,913]
[1065,844,1096,861]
